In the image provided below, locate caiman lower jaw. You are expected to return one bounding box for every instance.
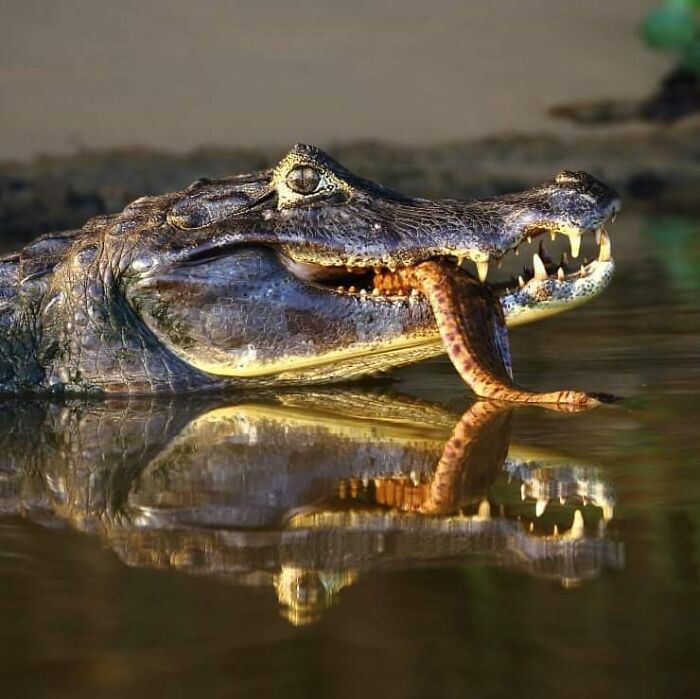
[279,230,614,409]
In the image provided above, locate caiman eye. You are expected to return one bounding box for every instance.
[286,165,322,194]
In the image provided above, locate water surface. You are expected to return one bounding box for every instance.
[0,209,699,698]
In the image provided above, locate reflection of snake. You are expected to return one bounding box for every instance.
[0,391,622,626]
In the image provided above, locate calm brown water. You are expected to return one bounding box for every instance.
[0,208,699,698]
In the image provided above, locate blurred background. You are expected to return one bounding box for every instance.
[0,0,670,159]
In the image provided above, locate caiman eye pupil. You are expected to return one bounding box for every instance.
[286,165,321,194]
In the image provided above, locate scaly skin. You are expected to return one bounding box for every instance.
[0,144,620,397]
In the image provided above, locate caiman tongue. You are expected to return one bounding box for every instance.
[377,260,598,408]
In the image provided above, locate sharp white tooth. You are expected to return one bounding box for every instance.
[569,234,581,258]
[557,266,565,281]
[359,289,367,296]
[598,229,612,262]
[529,521,534,532]
[535,499,548,517]
[478,499,491,519]
[514,246,520,256]
[553,524,560,536]
[595,228,602,245]
[570,510,585,538]
[518,275,525,288]
[476,259,489,282]
[579,265,586,277]
[521,484,527,501]
[603,504,614,522]
[372,287,381,296]
[410,288,420,297]
[559,496,566,506]
[526,235,532,244]
[550,231,556,241]
[532,253,547,280]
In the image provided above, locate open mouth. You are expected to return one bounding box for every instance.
[278,220,616,408]
[278,223,613,299]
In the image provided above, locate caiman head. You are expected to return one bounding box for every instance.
[35,144,619,399]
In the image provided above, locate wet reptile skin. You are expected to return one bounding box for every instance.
[0,144,620,395]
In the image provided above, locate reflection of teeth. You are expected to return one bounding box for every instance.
[476,259,489,282]
[527,235,532,244]
[598,230,612,262]
[535,499,548,517]
[570,510,585,538]
[533,253,547,280]
[570,234,581,258]
[518,275,525,288]
[557,267,565,281]
[372,288,380,296]
[478,499,491,519]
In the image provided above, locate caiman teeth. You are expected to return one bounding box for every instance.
[569,233,582,258]
[476,259,490,282]
[532,253,547,281]
[598,229,612,262]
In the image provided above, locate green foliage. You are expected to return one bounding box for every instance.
[643,6,696,49]
[642,1,700,75]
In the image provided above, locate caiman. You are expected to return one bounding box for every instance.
[0,144,620,404]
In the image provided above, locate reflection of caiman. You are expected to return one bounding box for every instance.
[0,391,622,625]
[0,145,620,405]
